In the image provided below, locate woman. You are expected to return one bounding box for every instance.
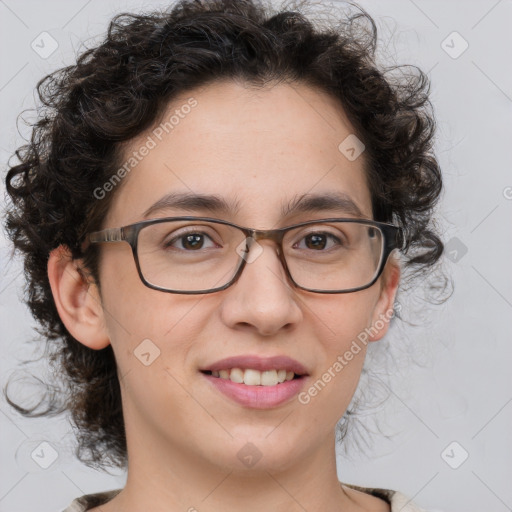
[3,0,444,510]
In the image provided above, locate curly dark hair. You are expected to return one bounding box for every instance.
[3,0,446,470]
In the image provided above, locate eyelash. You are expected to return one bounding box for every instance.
[165,230,344,251]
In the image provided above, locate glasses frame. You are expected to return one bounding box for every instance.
[83,216,403,294]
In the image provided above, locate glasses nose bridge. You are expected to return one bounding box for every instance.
[247,227,286,252]
[240,228,290,287]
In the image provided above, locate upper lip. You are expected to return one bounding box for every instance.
[200,355,309,376]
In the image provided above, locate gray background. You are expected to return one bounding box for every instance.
[1,1,511,511]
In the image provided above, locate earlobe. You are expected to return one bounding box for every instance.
[368,255,401,342]
[47,245,110,350]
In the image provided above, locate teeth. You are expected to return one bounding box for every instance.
[230,368,244,384]
[244,369,261,386]
[260,370,277,386]
[209,368,299,386]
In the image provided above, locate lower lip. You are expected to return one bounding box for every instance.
[201,372,308,409]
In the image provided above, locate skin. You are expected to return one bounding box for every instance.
[48,80,400,512]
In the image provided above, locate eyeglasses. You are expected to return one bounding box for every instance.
[82,216,403,294]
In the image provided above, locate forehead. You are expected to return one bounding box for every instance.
[105,80,372,227]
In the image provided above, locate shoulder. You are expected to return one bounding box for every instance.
[62,484,428,512]
[342,482,429,512]
[60,489,122,512]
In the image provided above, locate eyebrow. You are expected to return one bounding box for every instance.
[283,191,366,218]
[142,192,242,218]
[142,191,366,219]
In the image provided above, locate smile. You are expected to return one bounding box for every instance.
[202,368,298,386]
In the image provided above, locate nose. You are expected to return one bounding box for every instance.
[218,239,303,336]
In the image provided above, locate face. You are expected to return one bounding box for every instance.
[69,80,399,476]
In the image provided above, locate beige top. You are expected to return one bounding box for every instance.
[61,483,427,511]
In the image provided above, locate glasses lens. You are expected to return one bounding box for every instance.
[137,220,246,292]
[282,221,384,291]
[136,220,384,292]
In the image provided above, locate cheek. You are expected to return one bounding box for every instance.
[315,289,378,351]
[97,253,207,370]
[299,292,378,409]
[100,289,207,428]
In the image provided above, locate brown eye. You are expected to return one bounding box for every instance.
[305,234,327,250]
[180,233,206,250]
[295,232,342,251]
[164,231,218,251]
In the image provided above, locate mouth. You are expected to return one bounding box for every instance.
[199,355,310,408]
[200,368,304,386]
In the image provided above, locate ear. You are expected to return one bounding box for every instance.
[368,254,401,342]
[47,245,110,350]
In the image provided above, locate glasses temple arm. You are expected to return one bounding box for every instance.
[81,227,124,252]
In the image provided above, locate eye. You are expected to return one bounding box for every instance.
[294,232,343,251]
[164,230,219,251]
